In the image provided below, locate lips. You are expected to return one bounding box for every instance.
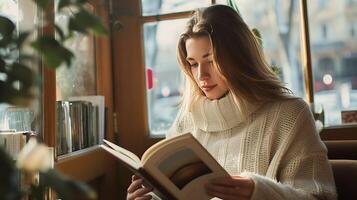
[201,84,217,91]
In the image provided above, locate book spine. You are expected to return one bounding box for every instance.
[56,100,101,156]
[56,101,73,156]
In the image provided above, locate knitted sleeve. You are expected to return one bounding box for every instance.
[244,102,337,200]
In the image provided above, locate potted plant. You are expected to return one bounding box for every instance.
[0,0,107,199]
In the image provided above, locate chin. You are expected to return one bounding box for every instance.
[205,93,222,100]
[204,90,228,100]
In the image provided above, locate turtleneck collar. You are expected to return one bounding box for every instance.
[190,92,259,132]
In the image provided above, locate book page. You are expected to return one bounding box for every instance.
[141,133,188,163]
[142,133,229,200]
[102,140,142,169]
[101,140,176,199]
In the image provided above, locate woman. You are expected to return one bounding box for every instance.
[127,5,337,200]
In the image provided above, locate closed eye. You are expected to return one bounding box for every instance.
[189,63,198,68]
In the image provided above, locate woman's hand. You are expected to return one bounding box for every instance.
[127,175,153,200]
[205,176,255,200]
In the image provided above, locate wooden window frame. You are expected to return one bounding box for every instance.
[300,0,357,140]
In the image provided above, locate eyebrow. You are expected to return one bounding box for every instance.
[186,53,212,61]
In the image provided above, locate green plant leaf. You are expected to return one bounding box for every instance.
[252,28,263,47]
[0,16,15,47]
[19,53,36,63]
[7,63,35,87]
[0,63,36,105]
[0,82,15,103]
[271,63,282,77]
[76,0,88,4]
[0,80,34,105]
[226,0,241,16]
[58,0,71,10]
[1,0,107,106]
[0,147,22,200]
[31,36,74,68]
[29,183,46,200]
[58,0,88,11]
[68,17,87,34]
[226,1,264,48]
[69,9,108,36]
[0,58,5,72]
[32,0,51,10]
[16,31,30,48]
[54,24,65,41]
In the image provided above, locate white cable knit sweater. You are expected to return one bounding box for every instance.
[167,93,337,200]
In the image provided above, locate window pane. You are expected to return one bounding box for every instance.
[309,0,357,126]
[231,0,305,98]
[144,19,188,136]
[0,1,19,131]
[141,0,209,16]
[0,1,41,134]
[215,0,228,5]
[0,0,18,22]
[55,4,96,100]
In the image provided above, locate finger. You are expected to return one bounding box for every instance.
[205,183,251,197]
[133,187,153,197]
[135,195,152,200]
[140,179,152,189]
[127,179,144,193]
[132,175,141,182]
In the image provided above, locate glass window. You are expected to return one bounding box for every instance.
[54,2,102,156]
[309,0,357,126]
[215,0,228,5]
[141,0,209,16]
[55,4,96,100]
[351,24,355,37]
[0,0,18,22]
[228,0,305,98]
[144,0,307,136]
[144,19,188,135]
[0,1,40,134]
[318,0,328,8]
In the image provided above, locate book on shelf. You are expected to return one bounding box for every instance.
[69,95,104,144]
[56,95,104,156]
[56,101,72,155]
[0,130,34,159]
[101,133,229,200]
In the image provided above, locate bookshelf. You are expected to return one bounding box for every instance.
[56,146,104,182]
[55,146,119,199]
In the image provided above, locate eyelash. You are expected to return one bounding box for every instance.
[190,63,198,67]
[189,61,213,68]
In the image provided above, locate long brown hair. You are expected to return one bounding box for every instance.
[177,5,291,114]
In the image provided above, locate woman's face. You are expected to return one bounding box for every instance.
[185,36,228,100]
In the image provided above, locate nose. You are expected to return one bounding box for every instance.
[197,64,210,81]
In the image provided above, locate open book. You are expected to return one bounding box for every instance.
[101,133,229,200]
